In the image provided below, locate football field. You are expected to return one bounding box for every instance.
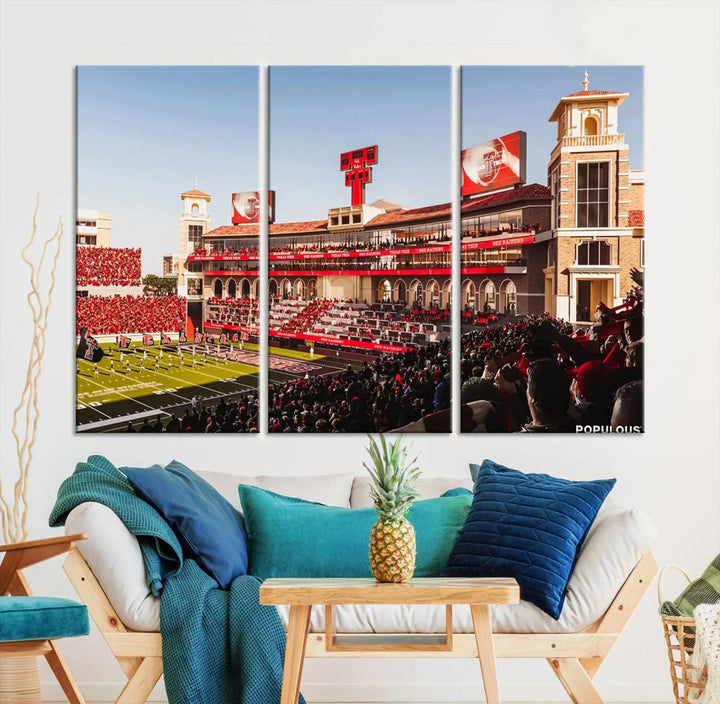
[77,340,373,432]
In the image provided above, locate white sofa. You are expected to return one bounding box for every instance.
[63,470,658,703]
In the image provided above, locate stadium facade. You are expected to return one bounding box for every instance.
[177,77,643,348]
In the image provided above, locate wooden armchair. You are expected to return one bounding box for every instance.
[0,533,89,704]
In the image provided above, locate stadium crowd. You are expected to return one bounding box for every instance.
[76,246,142,287]
[278,298,333,334]
[460,301,644,433]
[206,297,258,326]
[127,391,260,433]
[269,340,451,433]
[76,294,187,335]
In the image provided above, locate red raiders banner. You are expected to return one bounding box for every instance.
[220,333,228,344]
[178,330,187,343]
[231,333,240,343]
[240,332,250,341]
[461,131,526,197]
[206,335,215,344]
[194,332,202,343]
[119,336,131,350]
[143,334,154,346]
[161,333,171,345]
[231,191,276,224]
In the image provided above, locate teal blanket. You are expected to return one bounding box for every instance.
[49,455,304,704]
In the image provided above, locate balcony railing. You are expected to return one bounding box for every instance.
[562,134,625,148]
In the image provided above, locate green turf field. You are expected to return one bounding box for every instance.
[76,341,260,432]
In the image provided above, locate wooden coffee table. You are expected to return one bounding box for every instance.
[260,577,520,704]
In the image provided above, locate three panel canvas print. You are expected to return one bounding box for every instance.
[75,66,644,435]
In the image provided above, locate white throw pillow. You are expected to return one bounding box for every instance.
[350,475,473,508]
[197,470,355,511]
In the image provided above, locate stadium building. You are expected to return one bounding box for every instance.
[185,74,643,353]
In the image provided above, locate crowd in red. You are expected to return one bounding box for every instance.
[76,247,142,287]
[76,295,186,335]
[206,297,258,326]
[402,307,450,324]
[278,298,334,334]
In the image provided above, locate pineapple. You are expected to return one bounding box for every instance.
[364,434,422,583]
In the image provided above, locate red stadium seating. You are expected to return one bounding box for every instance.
[76,295,186,334]
[76,246,142,287]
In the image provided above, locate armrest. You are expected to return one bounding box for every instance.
[0,533,86,594]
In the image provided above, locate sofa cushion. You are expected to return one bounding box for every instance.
[65,501,161,631]
[121,460,248,588]
[442,459,616,619]
[0,597,89,642]
[198,470,355,512]
[63,487,656,635]
[350,475,474,508]
[239,486,472,581]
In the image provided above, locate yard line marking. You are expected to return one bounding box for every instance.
[78,374,162,412]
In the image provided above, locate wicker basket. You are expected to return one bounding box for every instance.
[659,565,709,704]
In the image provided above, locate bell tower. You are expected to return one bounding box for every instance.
[179,186,212,257]
[547,72,629,231]
[177,185,212,297]
[544,73,642,324]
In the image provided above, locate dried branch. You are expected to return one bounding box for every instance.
[0,195,63,543]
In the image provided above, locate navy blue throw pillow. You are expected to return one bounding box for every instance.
[121,460,248,588]
[442,459,615,619]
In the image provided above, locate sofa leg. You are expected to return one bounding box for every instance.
[45,641,86,704]
[116,656,163,704]
[547,657,604,704]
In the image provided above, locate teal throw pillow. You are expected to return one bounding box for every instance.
[238,485,472,580]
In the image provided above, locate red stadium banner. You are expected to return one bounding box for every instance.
[269,329,409,353]
[462,234,535,250]
[461,131,526,197]
[178,330,187,342]
[231,191,276,224]
[240,332,250,341]
[220,333,228,344]
[161,333,171,345]
[194,332,202,343]
[118,336,131,350]
[187,236,536,263]
[143,334,154,346]
[266,268,454,277]
[231,333,240,343]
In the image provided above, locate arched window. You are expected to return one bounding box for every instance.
[463,280,476,306]
[227,279,237,299]
[414,282,424,306]
[484,281,496,306]
[395,280,407,303]
[241,279,251,298]
[213,279,223,298]
[191,203,199,216]
[268,280,278,298]
[577,240,611,266]
[584,116,598,136]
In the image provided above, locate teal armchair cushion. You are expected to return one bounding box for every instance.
[0,596,89,642]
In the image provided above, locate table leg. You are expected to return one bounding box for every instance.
[281,604,312,704]
[470,604,501,704]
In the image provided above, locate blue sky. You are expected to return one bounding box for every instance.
[77,66,258,275]
[269,66,451,222]
[463,65,644,185]
[77,65,643,276]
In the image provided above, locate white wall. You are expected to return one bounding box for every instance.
[1,2,718,702]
